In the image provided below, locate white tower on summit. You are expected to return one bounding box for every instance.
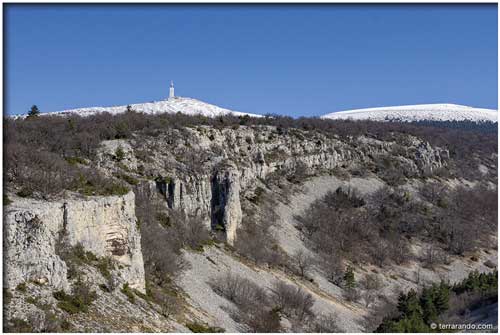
[169,80,175,100]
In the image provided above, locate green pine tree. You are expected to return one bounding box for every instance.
[434,282,450,313]
[420,288,438,324]
[398,289,423,317]
[343,266,356,289]
[404,313,430,332]
[27,105,40,118]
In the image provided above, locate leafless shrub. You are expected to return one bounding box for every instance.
[373,154,408,186]
[318,252,344,285]
[360,273,383,291]
[295,187,371,264]
[239,307,281,333]
[349,161,374,178]
[433,185,497,255]
[235,218,283,266]
[440,290,496,326]
[210,272,280,332]
[291,249,313,278]
[421,245,449,269]
[140,216,187,283]
[360,274,383,307]
[287,160,310,183]
[209,272,267,307]
[388,236,412,265]
[343,286,361,302]
[236,194,284,267]
[298,178,496,275]
[308,313,341,332]
[419,182,448,206]
[369,240,390,268]
[270,280,314,321]
[171,212,211,250]
[147,285,181,319]
[135,190,200,285]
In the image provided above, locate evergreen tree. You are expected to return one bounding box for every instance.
[375,318,399,333]
[27,105,40,118]
[434,282,450,313]
[420,287,438,324]
[402,313,430,332]
[377,315,429,333]
[342,265,359,301]
[377,271,497,332]
[343,266,356,289]
[397,289,422,318]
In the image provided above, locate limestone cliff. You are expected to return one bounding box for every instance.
[125,126,450,244]
[4,191,145,293]
[210,166,242,245]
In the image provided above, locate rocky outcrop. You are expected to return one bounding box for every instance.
[4,203,68,290]
[97,139,138,171]
[63,192,145,292]
[129,126,450,244]
[164,177,212,218]
[414,140,449,173]
[211,167,242,245]
[4,192,145,293]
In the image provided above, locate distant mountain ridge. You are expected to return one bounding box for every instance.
[33,97,261,118]
[321,103,497,123]
[17,100,498,124]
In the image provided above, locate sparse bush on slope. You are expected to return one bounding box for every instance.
[209,272,268,307]
[296,184,497,273]
[296,187,376,265]
[270,280,314,321]
[209,272,281,332]
[53,280,97,314]
[210,271,324,331]
[134,187,212,320]
[135,188,211,284]
[236,190,285,267]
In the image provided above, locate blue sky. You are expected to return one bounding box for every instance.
[4,4,498,117]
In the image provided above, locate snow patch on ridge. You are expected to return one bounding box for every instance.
[28,97,262,119]
[322,103,497,123]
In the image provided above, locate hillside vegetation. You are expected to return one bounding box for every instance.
[3,110,497,333]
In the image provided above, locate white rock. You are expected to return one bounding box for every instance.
[4,192,145,293]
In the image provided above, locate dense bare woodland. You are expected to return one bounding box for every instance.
[4,112,497,199]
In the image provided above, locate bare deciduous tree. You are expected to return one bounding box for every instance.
[308,313,341,332]
[270,280,314,321]
[291,249,313,278]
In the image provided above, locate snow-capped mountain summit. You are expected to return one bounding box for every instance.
[38,97,261,118]
[321,104,497,123]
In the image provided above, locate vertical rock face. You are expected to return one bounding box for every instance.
[64,192,145,292]
[211,167,242,246]
[3,192,145,293]
[165,177,212,217]
[4,203,68,290]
